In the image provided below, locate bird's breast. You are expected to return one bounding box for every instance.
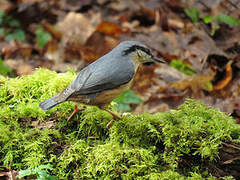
[90,80,133,107]
[69,80,133,107]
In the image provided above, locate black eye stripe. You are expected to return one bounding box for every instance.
[122,45,151,56]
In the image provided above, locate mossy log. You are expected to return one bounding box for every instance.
[0,69,240,179]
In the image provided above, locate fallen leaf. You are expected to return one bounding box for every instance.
[169,70,216,95]
[19,46,32,59]
[213,60,233,90]
[80,46,99,63]
[165,0,184,12]
[84,31,120,62]
[31,120,55,129]
[45,12,97,72]
[145,89,189,112]
[108,0,139,11]
[168,18,184,29]
[4,59,36,75]
[223,157,240,165]
[1,41,33,60]
[58,12,95,45]
[97,21,123,37]
[0,166,19,180]
[42,20,62,41]
[155,63,188,82]
[60,0,92,11]
[18,0,44,3]
[132,65,158,93]
[17,63,33,75]
[131,5,156,26]
[0,0,14,12]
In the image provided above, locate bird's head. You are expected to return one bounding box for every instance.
[117,41,165,65]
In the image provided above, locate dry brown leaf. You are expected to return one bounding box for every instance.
[58,0,92,11]
[44,12,97,72]
[146,90,189,111]
[132,65,158,93]
[0,0,14,12]
[0,166,19,180]
[42,20,62,41]
[108,0,139,11]
[223,157,240,165]
[213,60,233,90]
[84,31,120,61]
[58,12,95,45]
[96,21,124,38]
[1,41,33,60]
[196,0,240,16]
[31,120,55,129]
[168,18,184,29]
[17,63,33,75]
[19,47,32,59]
[18,0,43,3]
[80,46,99,63]
[169,71,216,95]
[4,59,34,75]
[155,64,188,82]
[134,5,156,26]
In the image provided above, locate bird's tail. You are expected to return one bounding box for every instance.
[39,95,62,111]
[39,87,73,111]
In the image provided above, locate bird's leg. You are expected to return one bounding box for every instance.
[106,120,113,129]
[67,105,85,121]
[102,108,120,128]
[103,108,120,119]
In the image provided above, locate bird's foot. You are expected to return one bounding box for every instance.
[106,120,114,128]
[103,108,120,128]
[67,105,85,121]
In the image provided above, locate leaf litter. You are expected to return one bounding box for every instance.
[0,0,240,179]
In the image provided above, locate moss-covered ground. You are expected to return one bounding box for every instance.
[0,69,240,179]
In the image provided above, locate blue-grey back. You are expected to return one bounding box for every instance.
[68,41,143,95]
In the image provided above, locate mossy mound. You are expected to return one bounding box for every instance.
[0,69,239,179]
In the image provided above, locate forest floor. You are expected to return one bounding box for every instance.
[0,0,240,179]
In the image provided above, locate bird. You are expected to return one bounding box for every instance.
[39,41,165,126]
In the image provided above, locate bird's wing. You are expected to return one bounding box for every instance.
[69,58,135,96]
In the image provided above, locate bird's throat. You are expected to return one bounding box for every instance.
[131,53,141,71]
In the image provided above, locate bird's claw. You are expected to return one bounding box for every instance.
[67,105,85,121]
[102,108,121,128]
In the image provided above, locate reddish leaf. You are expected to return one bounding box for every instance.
[96,21,123,37]
[213,60,233,91]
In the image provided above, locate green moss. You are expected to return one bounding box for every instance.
[0,68,76,120]
[79,142,160,179]
[0,119,61,170]
[56,140,92,179]
[161,99,236,163]
[0,69,239,179]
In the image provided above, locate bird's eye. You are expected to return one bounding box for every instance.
[146,49,150,54]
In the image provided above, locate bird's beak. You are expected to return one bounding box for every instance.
[151,56,166,63]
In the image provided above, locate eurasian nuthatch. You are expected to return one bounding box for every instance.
[39,41,165,120]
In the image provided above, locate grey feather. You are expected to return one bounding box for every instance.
[39,41,146,110]
[39,87,74,111]
[69,41,143,96]
[39,95,61,111]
